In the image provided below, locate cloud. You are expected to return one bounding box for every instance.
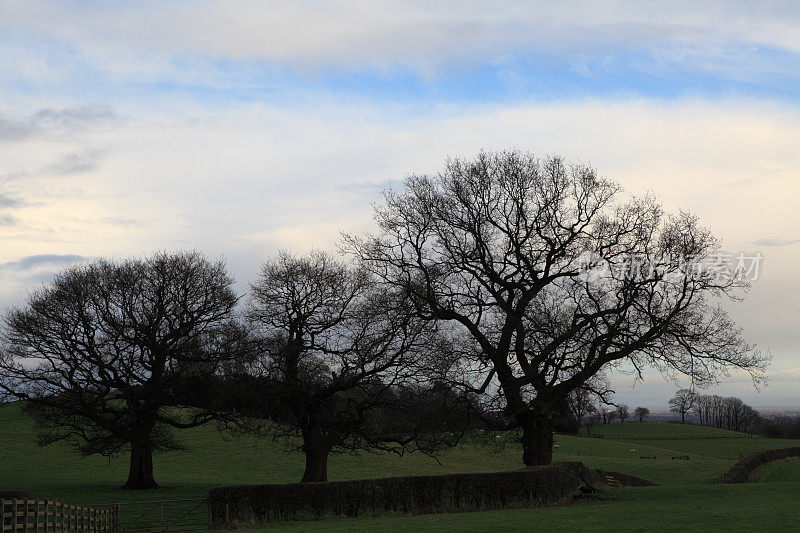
[752,238,800,247]
[45,149,106,176]
[0,214,18,226]
[0,105,116,143]
[0,117,37,142]
[0,193,24,208]
[31,106,115,129]
[1,1,799,83]
[0,254,88,272]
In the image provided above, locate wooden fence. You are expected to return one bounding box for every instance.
[1,499,116,533]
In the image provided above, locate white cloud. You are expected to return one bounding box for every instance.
[1,1,799,78]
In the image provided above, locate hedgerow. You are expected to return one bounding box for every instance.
[721,447,800,483]
[209,465,584,528]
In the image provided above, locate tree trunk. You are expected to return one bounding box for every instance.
[123,442,158,490]
[300,428,331,482]
[519,403,554,467]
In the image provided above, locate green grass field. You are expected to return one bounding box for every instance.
[753,457,800,482]
[2,402,799,530]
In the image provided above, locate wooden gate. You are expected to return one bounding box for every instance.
[111,499,207,532]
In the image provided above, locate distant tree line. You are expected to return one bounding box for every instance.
[750,415,800,438]
[694,394,760,432]
[668,389,761,433]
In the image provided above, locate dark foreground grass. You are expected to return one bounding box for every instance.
[262,483,800,532]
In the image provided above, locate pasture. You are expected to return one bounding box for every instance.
[2,402,799,530]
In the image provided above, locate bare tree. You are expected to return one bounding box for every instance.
[634,406,650,422]
[586,410,602,432]
[0,252,239,489]
[346,150,768,466]
[566,388,595,431]
[565,374,611,430]
[243,251,449,482]
[669,389,696,423]
[617,404,630,423]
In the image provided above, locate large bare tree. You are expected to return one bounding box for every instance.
[345,150,768,466]
[243,251,448,482]
[669,388,696,423]
[0,251,239,489]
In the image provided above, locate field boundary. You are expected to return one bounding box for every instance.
[720,447,800,483]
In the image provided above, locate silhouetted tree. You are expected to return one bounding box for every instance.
[565,374,611,431]
[346,150,768,466]
[586,410,602,432]
[0,252,239,489]
[243,251,450,482]
[565,388,595,432]
[669,389,696,423]
[617,404,630,423]
[634,407,650,422]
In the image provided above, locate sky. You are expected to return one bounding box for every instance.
[1,1,799,410]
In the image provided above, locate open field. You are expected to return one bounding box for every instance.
[3,402,800,530]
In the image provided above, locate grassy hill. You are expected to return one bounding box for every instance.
[3,403,800,530]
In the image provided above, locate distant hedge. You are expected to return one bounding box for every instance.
[721,447,800,483]
[209,465,585,528]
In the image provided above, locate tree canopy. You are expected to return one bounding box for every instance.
[241,250,454,482]
[346,150,769,466]
[0,251,239,489]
